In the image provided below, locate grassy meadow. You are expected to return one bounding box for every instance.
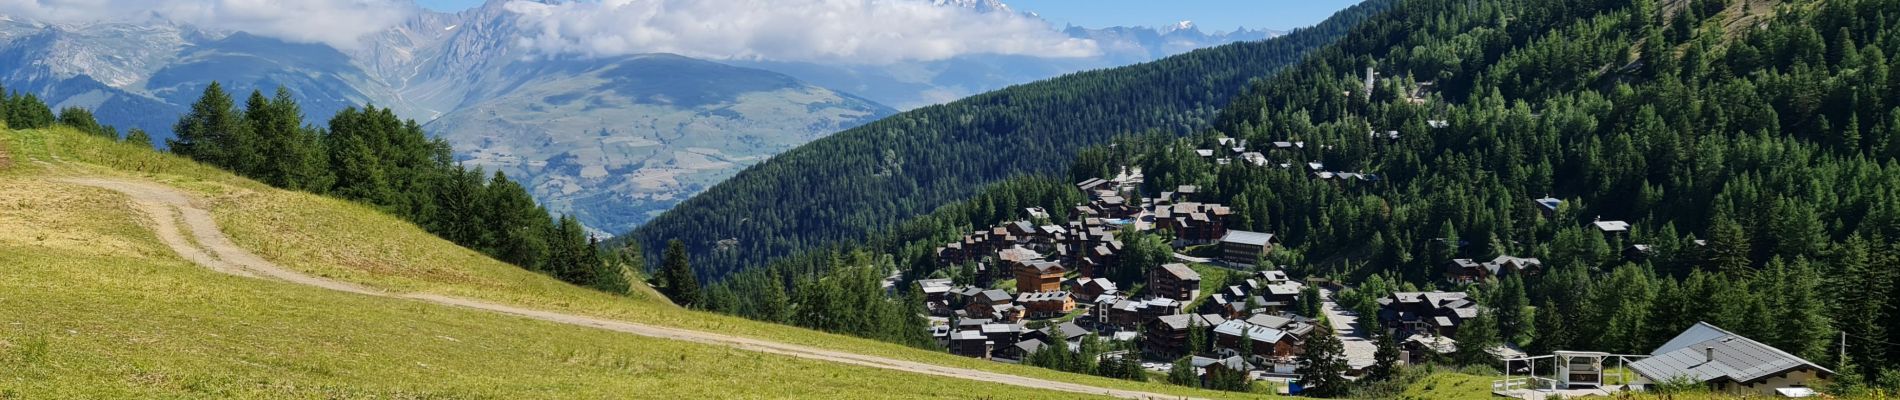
[0,127,1270,399]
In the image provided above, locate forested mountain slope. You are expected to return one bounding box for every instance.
[626,0,1394,281]
[1096,0,1900,384]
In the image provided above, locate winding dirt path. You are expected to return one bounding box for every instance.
[64,177,1198,400]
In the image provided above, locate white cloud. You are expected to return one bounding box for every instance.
[0,0,413,50]
[503,0,1099,64]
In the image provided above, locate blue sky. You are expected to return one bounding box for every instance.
[415,0,1362,31]
[1009,0,1363,31]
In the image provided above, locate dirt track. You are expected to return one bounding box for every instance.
[65,177,1199,400]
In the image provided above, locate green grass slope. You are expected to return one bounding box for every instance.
[0,127,1265,399]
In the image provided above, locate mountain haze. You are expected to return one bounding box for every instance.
[0,1,895,234]
[627,1,1393,280]
[1,0,1294,234]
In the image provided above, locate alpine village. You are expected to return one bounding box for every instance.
[4,0,1900,399]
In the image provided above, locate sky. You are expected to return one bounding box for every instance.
[0,0,1360,63]
[418,0,1361,31]
[1008,0,1363,32]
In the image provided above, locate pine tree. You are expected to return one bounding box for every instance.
[701,284,737,313]
[545,216,600,287]
[1298,322,1351,396]
[1771,257,1834,362]
[1706,215,1753,274]
[124,128,153,148]
[1299,285,1323,317]
[662,239,701,307]
[170,82,248,169]
[1367,327,1403,381]
[56,107,113,138]
[898,285,935,349]
[6,93,53,129]
[1167,356,1199,388]
[1494,274,1530,345]
[246,87,329,191]
[1187,318,1208,357]
[483,171,547,270]
[1205,363,1251,392]
[757,267,792,323]
[0,84,8,128]
[1453,309,1500,366]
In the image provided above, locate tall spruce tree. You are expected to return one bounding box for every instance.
[1706,215,1753,274]
[1298,322,1351,397]
[1494,274,1530,345]
[171,83,249,170]
[662,239,700,307]
[1453,309,1500,366]
[246,87,329,191]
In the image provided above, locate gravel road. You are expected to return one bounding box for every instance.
[67,177,1198,400]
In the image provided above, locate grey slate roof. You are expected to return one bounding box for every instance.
[1156,314,1194,330]
[1191,355,1254,371]
[1213,320,1286,343]
[1220,230,1276,246]
[1159,263,1201,281]
[951,330,988,341]
[1629,322,1833,385]
[977,289,1012,304]
[1245,314,1294,329]
[1015,338,1047,354]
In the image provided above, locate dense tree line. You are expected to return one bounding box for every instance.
[698,249,933,348]
[163,83,629,294]
[0,88,54,131]
[1,84,153,146]
[625,0,1395,282]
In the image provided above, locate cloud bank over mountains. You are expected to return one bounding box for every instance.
[1,0,1099,63]
[501,0,1099,64]
[0,0,415,50]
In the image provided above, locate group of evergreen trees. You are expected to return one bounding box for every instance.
[0,87,53,131]
[1021,325,1148,382]
[0,84,153,146]
[163,83,629,294]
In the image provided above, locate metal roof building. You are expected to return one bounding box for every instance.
[1629,322,1833,395]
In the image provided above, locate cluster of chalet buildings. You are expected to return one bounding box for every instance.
[1191,137,1387,183]
[1375,291,1504,364]
[923,169,1328,378]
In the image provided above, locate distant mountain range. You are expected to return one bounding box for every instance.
[0,0,1282,234]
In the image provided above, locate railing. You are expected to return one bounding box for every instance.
[1493,376,1559,392]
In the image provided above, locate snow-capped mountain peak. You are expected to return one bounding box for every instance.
[932,0,1012,14]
